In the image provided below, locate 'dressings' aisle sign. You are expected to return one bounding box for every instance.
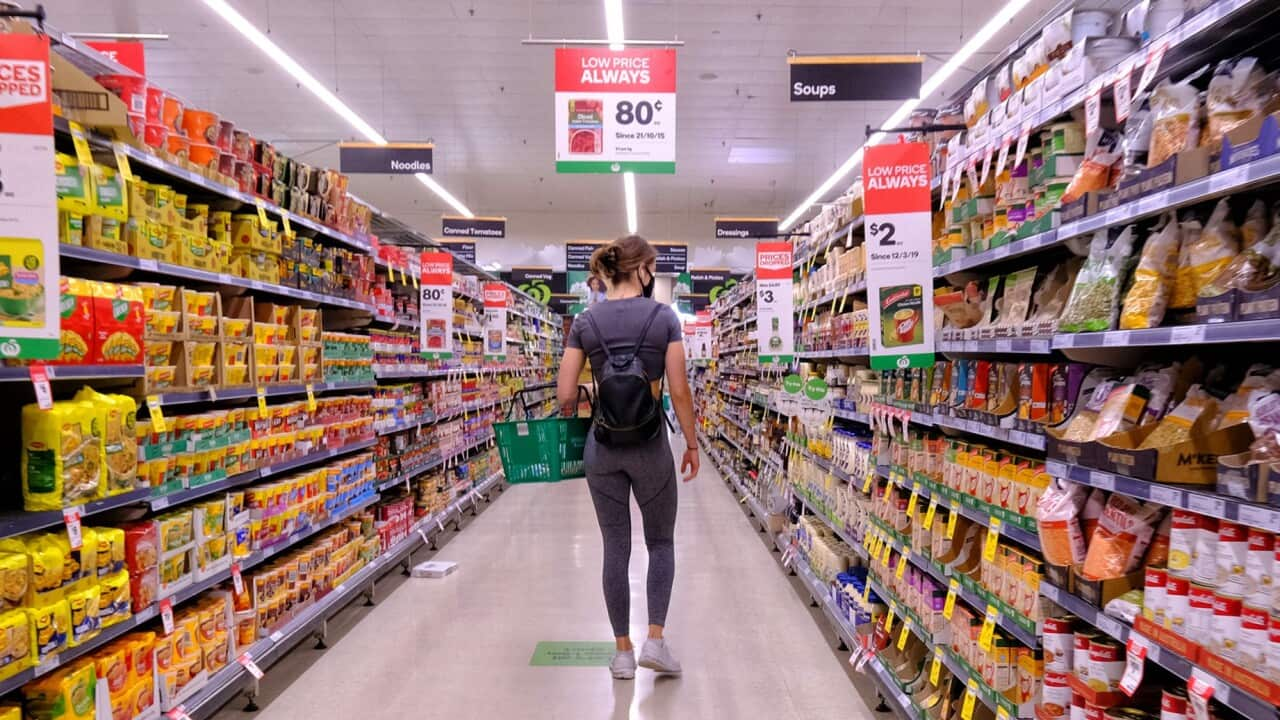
[861,142,935,370]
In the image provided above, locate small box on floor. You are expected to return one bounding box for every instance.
[412,561,458,578]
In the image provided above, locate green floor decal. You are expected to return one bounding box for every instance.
[529,641,617,666]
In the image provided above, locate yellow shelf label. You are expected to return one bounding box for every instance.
[305,383,317,412]
[924,499,938,531]
[961,683,978,720]
[929,648,943,686]
[256,386,268,413]
[906,486,919,519]
[68,121,95,167]
[896,623,910,650]
[255,198,270,226]
[983,517,1001,562]
[945,510,959,540]
[146,395,166,433]
[112,144,134,182]
[943,579,959,620]
[978,605,997,651]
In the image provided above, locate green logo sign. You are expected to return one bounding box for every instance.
[803,377,829,401]
[519,280,552,304]
[783,374,804,394]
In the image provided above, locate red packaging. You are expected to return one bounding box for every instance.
[144,85,166,124]
[143,123,168,149]
[969,360,991,410]
[95,74,147,115]
[125,113,145,141]
[91,281,143,364]
[128,567,158,612]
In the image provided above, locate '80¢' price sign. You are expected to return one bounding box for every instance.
[755,242,794,365]
[419,252,455,359]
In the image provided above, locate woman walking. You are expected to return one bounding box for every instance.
[556,235,700,679]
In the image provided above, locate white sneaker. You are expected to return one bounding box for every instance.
[610,649,636,680]
[638,638,683,675]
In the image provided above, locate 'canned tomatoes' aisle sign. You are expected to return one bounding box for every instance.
[554,48,676,174]
[862,142,934,370]
[0,32,59,359]
[483,283,509,361]
[419,252,454,360]
[755,243,794,365]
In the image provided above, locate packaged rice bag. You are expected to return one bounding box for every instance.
[1120,214,1180,329]
[1081,495,1164,580]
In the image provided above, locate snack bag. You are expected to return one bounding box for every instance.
[65,584,100,647]
[55,277,95,365]
[25,598,69,665]
[1036,481,1088,566]
[98,571,131,628]
[22,401,105,511]
[1120,214,1180,329]
[0,552,29,611]
[1204,57,1268,149]
[0,609,32,682]
[1081,495,1164,580]
[23,657,97,720]
[1170,218,1203,309]
[90,281,143,365]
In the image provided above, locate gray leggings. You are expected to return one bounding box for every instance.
[584,431,678,637]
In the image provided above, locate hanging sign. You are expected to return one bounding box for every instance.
[338,142,434,174]
[84,40,146,75]
[755,242,794,364]
[654,242,688,274]
[554,48,677,174]
[788,55,923,102]
[862,141,935,370]
[0,33,59,359]
[503,268,562,304]
[482,283,508,360]
[565,241,605,272]
[715,217,779,239]
[689,311,713,361]
[690,269,740,304]
[419,252,455,360]
[440,241,476,265]
[442,215,505,238]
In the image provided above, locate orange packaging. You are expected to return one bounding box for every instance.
[1081,494,1163,581]
[91,281,144,364]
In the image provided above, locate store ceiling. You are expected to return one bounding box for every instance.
[41,0,1084,267]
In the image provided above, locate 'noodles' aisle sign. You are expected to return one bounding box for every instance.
[862,142,934,370]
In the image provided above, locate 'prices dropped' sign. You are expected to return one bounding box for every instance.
[554,48,676,174]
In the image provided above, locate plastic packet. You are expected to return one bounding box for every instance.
[1241,199,1269,249]
[1138,384,1219,449]
[1170,218,1203,309]
[1081,495,1164,580]
[1204,58,1268,149]
[1059,226,1137,332]
[1082,487,1106,540]
[1120,94,1153,178]
[1036,480,1088,566]
[1120,213,1181,329]
[1148,73,1202,167]
[1134,362,1181,424]
[1062,130,1120,205]
[1193,199,1242,298]
[1104,589,1145,624]
[1247,391,1280,463]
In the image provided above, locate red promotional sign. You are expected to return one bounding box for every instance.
[554,48,677,93]
[755,242,793,280]
[419,252,453,286]
[863,142,932,215]
[483,283,509,308]
[85,41,146,75]
[0,33,52,135]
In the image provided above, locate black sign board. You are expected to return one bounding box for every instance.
[788,55,922,102]
[338,142,434,174]
[502,268,565,304]
[715,217,779,240]
[566,242,605,272]
[442,216,505,239]
[440,241,476,265]
[678,294,711,312]
[655,243,688,274]
[548,294,579,316]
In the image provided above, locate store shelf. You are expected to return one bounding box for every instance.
[0,488,153,541]
[1040,581,1279,720]
[373,365,457,380]
[936,337,1052,355]
[796,346,869,359]
[929,413,1046,452]
[877,466,1041,553]
[832,406,871,425]
[1055,319,1280,350]
[721,366,760,377]
[60,245,375,312]
[374,397,500,436]
[796,281,867,314]
[934,230,1061,278]
[375,432,497,493]
[0,365,144,382]
[1045,459,1280,534]
[794,217,864,269]
[151,380,377,407]
[149,437,378,511]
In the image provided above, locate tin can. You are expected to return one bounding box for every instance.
[1083,702,1107,720]
[1144,566,1168,626]
[1216,521,1248,591]
[1041,671,1071,718]
[1191,515,1221,586]
[1069,693,1087,720]
[1044,616,1075,672]
[1187,583,1216,639]
[1086,637,1124,693]
[1073,630,1096,680]
[1211,591,1243,659]
[1165,574,1190,632]
[1168,509,1201,578]
[1160,686,1187,720]
[1244,528,1274,605]
[1238,602,1270,666]
[1270,612,1280,683]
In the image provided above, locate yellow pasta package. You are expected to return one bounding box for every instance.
[0,552,29,611]
[0,703,21,720]
[92,527,125,578]
[72,388,138,495]
[23,657,97,720]
[98,571,131,629]
[21,401,104,511]
[23,536,64,600]
[65,584,100,647]
[25,598,69,665]
[0,608,32,682]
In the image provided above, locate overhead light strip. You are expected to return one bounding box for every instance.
[780,0,1035,231]
[604,0,626,50]
[199,0,474,218]
[623,172,638,234]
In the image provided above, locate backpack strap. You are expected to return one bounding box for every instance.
[580,310,611,360]
[630,304,665,359]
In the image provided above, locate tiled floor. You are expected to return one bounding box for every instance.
[213,438,883,720]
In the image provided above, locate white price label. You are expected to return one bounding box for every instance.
[995,339,1012,352]
[1170,325,1206,345]
[269,630,284,643]
[1113,64,1133,122]
[995,138,1011,177]
[1237,504,1280,533]
[232,562,244,595]
[30,366,52,410]
[1187,672,1216,720]
[1103,331,1128,346]
[1089,471,1116,491]
[1119,636,1148,696]
[1187,494,1226,518]
[1149,485,1182,507]
[238,651,265,679]
[166,707,193,720]
[1085,82,1103,133]
[979,147,993,187]
[160,599,174,635]
[1136,42,1169,98]
[62,507,83,550]
[1014,124,1031,170]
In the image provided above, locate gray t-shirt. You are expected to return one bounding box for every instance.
[568,298,682,381]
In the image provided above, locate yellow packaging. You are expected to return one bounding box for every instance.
[92,644,128,695]
[98,571,130,628]
[89,165,127,222]
[26,598,69,664]
[0,609,32,681]
[0,704,20,720]
[93,528,125,578]
[22,656,97,720]
[55,153,93,214]
[72,388,137,495]
[122,632,154,683]
[0,552,29,611]
[21,400,105,511]
[66,585,100,647]
[181,231,216,270]
[126,676,155,717]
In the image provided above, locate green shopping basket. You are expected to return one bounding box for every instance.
[494,386,592,483]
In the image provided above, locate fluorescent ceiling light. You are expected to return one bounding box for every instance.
[200,0,473,218]
[623,172,638,234]
[779,0,1034,231]
[70,32,169,40]
[604,0,625,50]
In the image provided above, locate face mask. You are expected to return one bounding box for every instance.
[641,268,656,298]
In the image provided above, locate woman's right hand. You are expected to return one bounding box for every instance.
[680,447,699,482]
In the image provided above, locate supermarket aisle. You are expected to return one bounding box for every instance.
[217,438,881,720]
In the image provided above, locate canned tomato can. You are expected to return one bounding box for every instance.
[1191,515,1220,586]
[1044,616,1076,672]
[1073,630,1097,680]
[1217,521,1248,591]
[1168,509,1202,578]
[1165,574,1190,632]
[1211,591,1243,659]
[1187,583,1216,638]
[1245,528,1274,606]
[1069,693,1087,720]
[1144,566,1168,625]
[1041,670,1072,718]
[1238,602,1270,666]
[1160,686,1187,720]
[1086,637,1124,693]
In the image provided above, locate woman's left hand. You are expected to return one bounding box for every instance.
[680,447,699,482]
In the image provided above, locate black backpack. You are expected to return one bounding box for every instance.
[582,304,668,446]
